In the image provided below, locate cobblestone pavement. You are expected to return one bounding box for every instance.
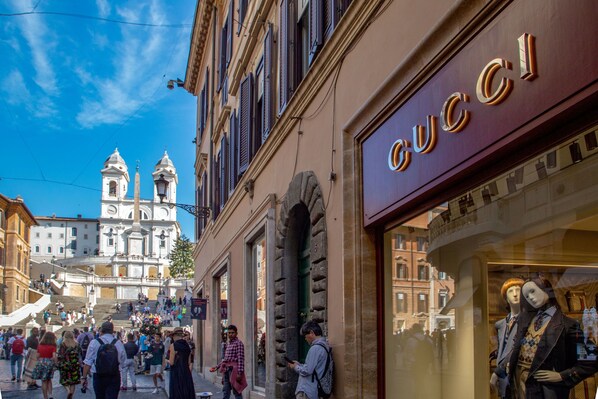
[0,356,223,399]
[0,357,166,399]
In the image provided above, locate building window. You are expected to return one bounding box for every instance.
[109,181,117,196]
[71,241,77,250]
[416,236,428,252]
[395,262,407,279]
[438,291,448,308]
[60,233,64,239]
[417,293,428,313]
[60,223,64,227]
[84,224,88,229]
[46,246,52,254]
[108,238,114,247]
[71,227,77,236]
[96,236,99,244]
[395,292,407,313]
[59,247,64,254]
[84,234,88,239]
[47,233,52,238]
[394,234,406,250]
[418,265,429,281]
[438,271,447,280]
[35,245,40,253]
[35,232,40,238]
[83,248,89,255]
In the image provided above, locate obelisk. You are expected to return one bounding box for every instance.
[128,162,144,256]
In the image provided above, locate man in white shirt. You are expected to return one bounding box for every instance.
[82,322,127,399]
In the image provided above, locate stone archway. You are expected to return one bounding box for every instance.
[274,171,328,398]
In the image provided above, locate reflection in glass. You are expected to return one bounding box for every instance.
[384,125,598,398]
[254,237,267,388]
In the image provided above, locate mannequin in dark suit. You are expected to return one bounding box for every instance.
[491,277,524,398]
[507,277,597,399]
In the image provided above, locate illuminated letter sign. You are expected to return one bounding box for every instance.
[388,139,412,171]
[476,58,513,105]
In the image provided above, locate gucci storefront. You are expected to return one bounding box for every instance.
[355,1,598,398]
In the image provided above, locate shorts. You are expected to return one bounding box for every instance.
[150,364,162,374]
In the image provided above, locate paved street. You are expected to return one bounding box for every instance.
[0,357,167,399]
[0,356,223,399]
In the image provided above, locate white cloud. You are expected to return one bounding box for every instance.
[96,0,111,18]
[75,0,179,129]
[0,69,58,118]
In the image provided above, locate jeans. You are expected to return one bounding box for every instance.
[93,373,121,399]
[120,359,136,387]
[10,354,23,378]
[223,369,242,399]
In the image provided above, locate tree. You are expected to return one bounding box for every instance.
[168,234,194,278]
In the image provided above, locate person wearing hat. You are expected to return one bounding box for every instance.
[82,321,127,399]
[490,277,524,398]
[167,327,195,399]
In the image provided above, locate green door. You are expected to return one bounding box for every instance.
[298,221,311,362]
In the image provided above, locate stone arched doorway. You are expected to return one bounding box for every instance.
[274,171,328,398]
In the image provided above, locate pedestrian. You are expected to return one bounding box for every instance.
[121,333,138,391]
[8,328,26,382]
[43,310,51,325]
[32,331,58,399]
[77,326,94,362]
[287,320,331,399]
[57,331,82,399]
[147,332,166,394]
[4,327,14,359]
[168,327,194,399]
[209,325,246,399]
[24,327,40,389]
[82,321,127,399]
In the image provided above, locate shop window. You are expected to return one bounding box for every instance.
[417,265,428,280]
[393,234,405,250]
[251,235,267,388]
[383,124,598,398]
[417,293,428,313]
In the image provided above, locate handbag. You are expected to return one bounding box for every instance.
[23,348,39,382]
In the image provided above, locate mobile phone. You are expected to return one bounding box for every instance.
[284,356,293,363]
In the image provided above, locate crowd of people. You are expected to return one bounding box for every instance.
[0,302,197,399]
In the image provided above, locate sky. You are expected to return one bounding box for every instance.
[0,0,199,238]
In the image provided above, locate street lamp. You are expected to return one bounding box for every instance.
[158,272,163,296]
[155,174,211,218]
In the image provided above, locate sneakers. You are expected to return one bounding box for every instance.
[11,376,15,381]
[152,388,159,394]
[132,386,137,391]
[17,378,21,382]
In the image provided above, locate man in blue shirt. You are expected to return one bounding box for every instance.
[287,321,330,399]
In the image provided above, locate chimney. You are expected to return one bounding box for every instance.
[77,214,82,219]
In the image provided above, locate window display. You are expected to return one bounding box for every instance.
[384,124,598,398]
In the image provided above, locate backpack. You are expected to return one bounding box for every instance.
[11,338,25,355]
[95,338,119,376]
[80,334,91,354]
[311,342,333,398]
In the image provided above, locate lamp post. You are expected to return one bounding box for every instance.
[154,174,211,218]
[158,272,163,296]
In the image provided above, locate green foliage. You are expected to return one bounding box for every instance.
[168,234,194,279]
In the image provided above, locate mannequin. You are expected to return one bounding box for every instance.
[507,277,597,398]
[491,278,524,398]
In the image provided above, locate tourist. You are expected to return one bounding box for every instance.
[57,331,82,399]
[168,327,194,399]
[32,331,57,399]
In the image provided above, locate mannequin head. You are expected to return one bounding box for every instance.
[521,276,559,311]
[501,278,524,305]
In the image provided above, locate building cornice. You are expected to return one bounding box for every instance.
[185,0,215,95]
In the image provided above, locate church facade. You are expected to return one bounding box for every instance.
[51,149,183,300]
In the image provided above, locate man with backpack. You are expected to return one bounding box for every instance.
[8,328,26,382]
[77,326,94,363]
[82,321,126,399]
[287,320,333,399]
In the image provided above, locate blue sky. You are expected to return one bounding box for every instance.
[0,0,198,238]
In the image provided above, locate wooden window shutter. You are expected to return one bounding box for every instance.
[220,135,229,208]
[308,0,324,65]
[202,172,208,228]
[227,0,233,67]
[219,25,227,90]
[263,24,274,141]
[279,0,289,112]
[204,68,209,122]
[324,0,333,37]
[212,154,220,219]
[229,110,237,194]
[238,0,248,35]
[199,88,205,138]
[238,73,253,177]
[195,186,201,240]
